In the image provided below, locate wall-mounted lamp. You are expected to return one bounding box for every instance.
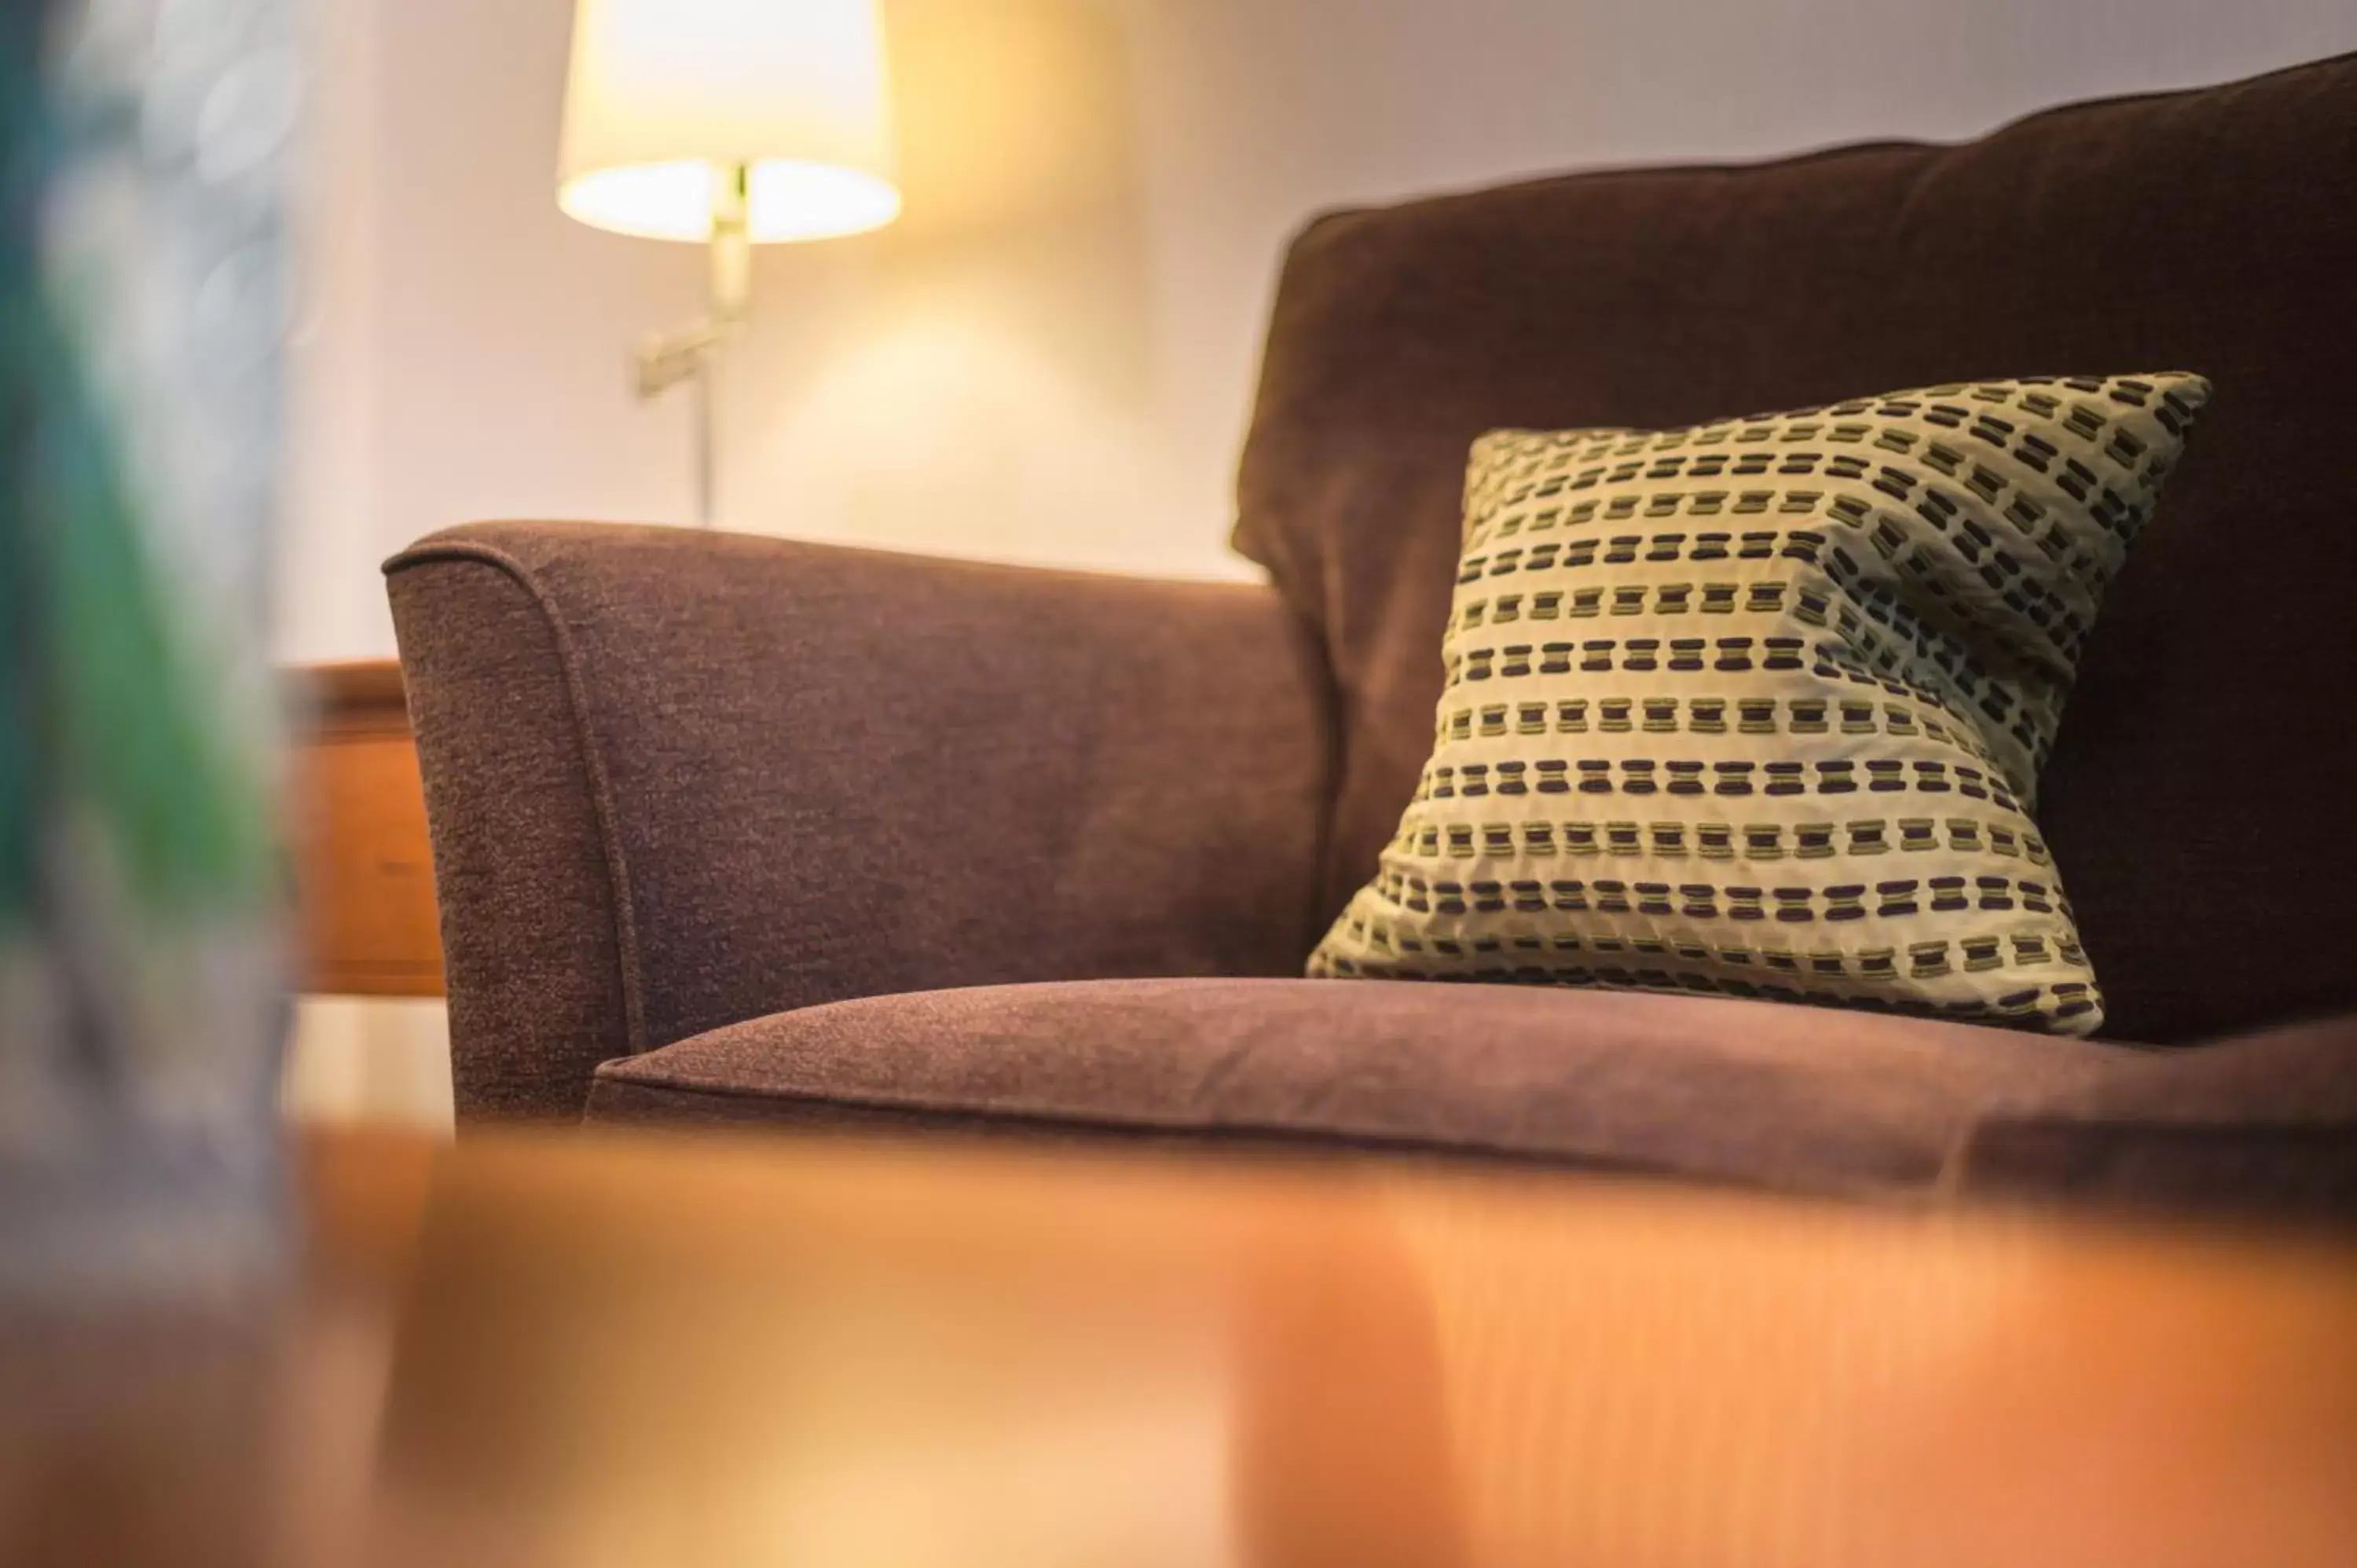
[557,0,900,525]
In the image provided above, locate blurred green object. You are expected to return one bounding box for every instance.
[1,0,296,1301]
[10,264,273,918]
[2,0,270,934]
[0,0,48,927]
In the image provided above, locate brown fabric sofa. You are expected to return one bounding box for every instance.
[389,53,2357,1211]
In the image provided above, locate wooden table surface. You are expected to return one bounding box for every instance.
[5,1125,2353,1568]
[287,660,443,998]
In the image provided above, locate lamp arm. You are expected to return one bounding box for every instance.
[631,163,751,526]
[634,320,722,397]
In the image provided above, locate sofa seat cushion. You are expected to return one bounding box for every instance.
[588,978,2142,1196]
[1956,1013,2357,1217]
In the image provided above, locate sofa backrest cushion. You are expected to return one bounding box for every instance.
[1233,51,2357,1042]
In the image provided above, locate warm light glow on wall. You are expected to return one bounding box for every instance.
[558,0,901,243]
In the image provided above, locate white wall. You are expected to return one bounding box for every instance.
[279,0,2357,1124]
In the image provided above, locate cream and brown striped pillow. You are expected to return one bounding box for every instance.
[1310,373,2209,1035]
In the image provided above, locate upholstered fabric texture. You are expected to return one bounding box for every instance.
[1311,374,2209,1035]
[585,976,2120,1196]
[1237,51,2357,1042]
[388,523,1336,1121]
[1957,1012,2357,1216]
[587,976,2353,1207]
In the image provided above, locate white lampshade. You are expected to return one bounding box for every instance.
[558,0,901,244]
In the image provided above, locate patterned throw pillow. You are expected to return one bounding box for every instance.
[1310,373,2210,1035]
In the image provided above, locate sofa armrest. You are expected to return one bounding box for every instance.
[386,522,1336,1123]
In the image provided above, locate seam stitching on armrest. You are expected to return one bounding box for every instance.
[388,539,653,1061]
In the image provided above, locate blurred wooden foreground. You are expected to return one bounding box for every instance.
[3,1126,2352,1568]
